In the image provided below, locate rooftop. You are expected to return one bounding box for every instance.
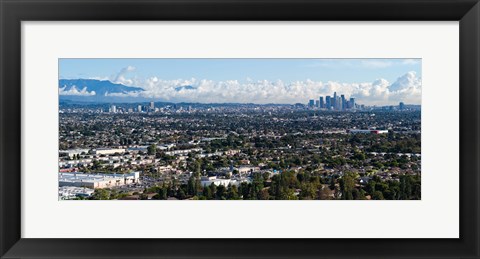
[59,172,139,183]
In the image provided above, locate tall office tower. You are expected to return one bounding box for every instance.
[309,99,315,107]
[137,105,142,112]
[335,96,341,110]
[319,96,324,108]
[332,92,337,108]
[341,95,346,111]
[350,97,356,110]
[110,105,117,113]
[399,102,405,110]
[315,100,319,108]
[150,101,155,110]
[326,96,331,109]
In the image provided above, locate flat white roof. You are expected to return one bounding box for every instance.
[59,148,89,153]
[59,172,139,183]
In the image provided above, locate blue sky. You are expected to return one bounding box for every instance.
[59,58,421,84]
[59,59,422,105]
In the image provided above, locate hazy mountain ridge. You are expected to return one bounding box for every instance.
[59,79,145,102]
[59,79,144,95]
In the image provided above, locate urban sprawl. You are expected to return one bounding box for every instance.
[59,92,421,200]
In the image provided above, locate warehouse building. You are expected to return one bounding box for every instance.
[92,148,126,155]
[59,172,140,189]
[347,129,389,134]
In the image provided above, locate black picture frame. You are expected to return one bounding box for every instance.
[1,0,479,258]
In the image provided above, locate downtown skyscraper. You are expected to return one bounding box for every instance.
[312,92,357,111]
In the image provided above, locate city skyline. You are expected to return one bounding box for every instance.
[59,58,422,106]
[86,93,415,116]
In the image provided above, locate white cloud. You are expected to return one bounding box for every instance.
[88,76,110,81]
[389,71,421,92]
[59,86,96,96]
[387,71,422,104]
[108,71,421,106]
[113,66,136,85]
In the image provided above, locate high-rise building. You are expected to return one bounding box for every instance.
[326,96,331,109]
[335,96,341,110]
[110,105,116,113]
[150,101,155,110]
[332,92,337,109]
[350,98,355,110]
[309,93,361,111]
[399,102,405,110]
[137,105,142,112]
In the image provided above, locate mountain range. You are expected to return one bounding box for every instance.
[59,79,200,103]
[59,79,145,103]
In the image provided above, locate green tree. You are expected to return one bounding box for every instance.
[258,189,270,200]
[91,189,110,200]
[155,187,167,200]
[147,144,157,155]
[329,176,336,190]
[216,185,227,200]
[227,185,240,200]
[203,184,213,199]
[340,172,356,200]
[372,191,384,200]
[177,188,186,199]
[187,175,196,196]
[280,188,298,200]
[209,183,217,199]
[300,183,317,200]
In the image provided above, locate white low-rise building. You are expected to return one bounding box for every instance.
[237,166,259,174]
[127,146,149,153]
[58,186,95,200]
[59,172,140,189]
[59,148,90,158]
[158,143,176,150]
[347,129,389,134]
[92,148,126,155]
[201,178,232,187]
[165,148,202,156]
[200,176,249,187]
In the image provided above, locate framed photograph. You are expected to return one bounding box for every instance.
[1,0,479,258]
